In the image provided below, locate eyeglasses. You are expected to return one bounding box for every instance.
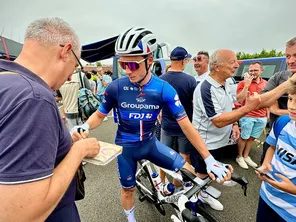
[59,44,83,69]
[193,56,202,62]
[118,58,147,71]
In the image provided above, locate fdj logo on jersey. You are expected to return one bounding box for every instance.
[129,113,153,119]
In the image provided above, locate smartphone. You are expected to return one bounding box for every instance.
[254,168,275,181]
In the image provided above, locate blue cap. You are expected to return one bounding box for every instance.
[170,46,192,61]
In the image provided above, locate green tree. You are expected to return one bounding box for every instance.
[236,49,285,60]
[96,61,102,67]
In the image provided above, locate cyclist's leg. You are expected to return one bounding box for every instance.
[146,137,195,176]
[116,143,139,222]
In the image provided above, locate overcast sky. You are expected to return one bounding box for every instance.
[0,0,294,64]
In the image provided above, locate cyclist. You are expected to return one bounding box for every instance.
[72,27,232,222]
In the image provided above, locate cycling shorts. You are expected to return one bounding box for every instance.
[116,136,186,189]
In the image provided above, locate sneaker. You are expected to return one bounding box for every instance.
[220,180,237,187]
[236,156,248,169]
[198,191,223,211]
[244,156,258,168]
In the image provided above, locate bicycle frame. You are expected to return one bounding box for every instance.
[135,160,211,219]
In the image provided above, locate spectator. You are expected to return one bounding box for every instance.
[0,18,99,221]
[191,48,296,211]
[256,81,296,222]
[86,71,97,94]
[194,51,210,84]
[236,62,268,169]
[160,46,196,163]
[97,69,113,121]
[260,38,296,164]
[59,68,92,129]
[193,50,237,98]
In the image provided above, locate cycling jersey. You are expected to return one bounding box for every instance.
[98,75,187,143]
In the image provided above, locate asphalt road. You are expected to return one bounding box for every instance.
[76,118,263,222]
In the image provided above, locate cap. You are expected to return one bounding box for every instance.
[170,46,192,61]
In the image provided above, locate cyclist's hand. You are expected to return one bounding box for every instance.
[205,155,232,183]
[70,123,90,142]
[73,138,100,158]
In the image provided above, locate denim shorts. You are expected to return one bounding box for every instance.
[161,129,193,154]
[239,117,267,139]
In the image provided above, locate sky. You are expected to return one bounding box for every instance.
[0,0,295,65]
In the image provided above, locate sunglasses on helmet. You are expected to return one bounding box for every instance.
[118,58,147,71]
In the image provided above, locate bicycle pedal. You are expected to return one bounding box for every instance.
[204,186,221,199]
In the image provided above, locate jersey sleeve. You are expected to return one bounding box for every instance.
[0,99,59,184]
[162,82,187,121]
[98,81,117,115]
[266,126,276,146]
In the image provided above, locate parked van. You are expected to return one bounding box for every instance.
[233,57,287,82]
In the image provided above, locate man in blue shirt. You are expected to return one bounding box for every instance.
[74,27,233,222]
[0,18,100,221]
[160,46,196,163]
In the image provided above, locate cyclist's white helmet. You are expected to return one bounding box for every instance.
[115,27,158,56]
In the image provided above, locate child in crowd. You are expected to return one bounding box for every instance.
[256,80,296,222]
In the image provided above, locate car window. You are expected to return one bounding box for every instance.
[239,64,278,79]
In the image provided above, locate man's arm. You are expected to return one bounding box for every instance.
[269,100,289,116]
[178,117,211,159]
[258,79,292,108]
[211,92,261,128]
[236,75,253,104]
[236,85,249,104]
[211,105,250,128]
[86,110,105,129]
[0,139,98,222]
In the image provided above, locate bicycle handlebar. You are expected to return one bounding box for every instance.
[177,169,249,222]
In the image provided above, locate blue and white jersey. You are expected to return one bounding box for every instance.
[261,119,296,221]
[98,76,187,143]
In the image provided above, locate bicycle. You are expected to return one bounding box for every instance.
[135,160,248,222]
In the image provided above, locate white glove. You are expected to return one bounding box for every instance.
[204,155,229,181]
[70,123,90,136]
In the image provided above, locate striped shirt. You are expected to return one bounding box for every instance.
[192,75,234,150]
[262,119,296,221]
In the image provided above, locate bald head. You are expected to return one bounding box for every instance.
[209,49,236,71]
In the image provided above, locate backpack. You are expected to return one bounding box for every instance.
[273,115,291,142]
[77,71,101,121]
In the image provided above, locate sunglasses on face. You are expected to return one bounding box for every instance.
[193,56,202,62]
[59,44,83,69]
[118,58,147,71]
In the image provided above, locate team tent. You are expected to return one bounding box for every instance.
[81,36,118,63]
[0,36,23,60]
